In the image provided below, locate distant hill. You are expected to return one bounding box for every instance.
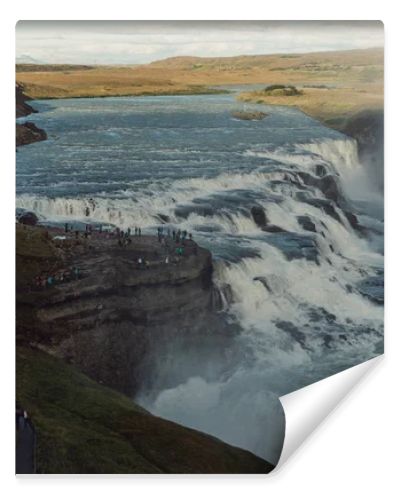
[148,47,383,72]
[16,54,44,64]
[15,47,383,126]
[16,63,95,73]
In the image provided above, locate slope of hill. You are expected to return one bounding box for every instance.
[16,47,383,99]
[17,345,272,474]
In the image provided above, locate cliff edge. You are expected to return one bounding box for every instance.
[16,222,273,473]
[16,85,47,147]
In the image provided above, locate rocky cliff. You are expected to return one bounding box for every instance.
[17,226,216,395]
[16,85,47,147]
[338,109,384,192]
[16,223,271,473]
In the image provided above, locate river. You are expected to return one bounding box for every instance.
[16,93,384,464]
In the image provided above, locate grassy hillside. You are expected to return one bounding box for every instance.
[15,65,225,99]
[238,83,383,125]
[16,48,383,126]
[16,224,61,290]
[16,346,272,473]
[16,48,382,100]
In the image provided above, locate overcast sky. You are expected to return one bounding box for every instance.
[16,21,384,65]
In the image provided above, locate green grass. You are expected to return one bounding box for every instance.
[17,346,159,473]
[16,224,60,289]
[16,346,271,474]
[263,84,302,96]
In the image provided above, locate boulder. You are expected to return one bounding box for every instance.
[343,211,359,229]
[297,215,317,233]
[251,206,268,228]
[231,111,268,121]
[157,213,170,223]
[262,224,286,233]
[315,164,328,177]
[297,172,343,204]
[16,122,47,147]
[18,211,38,226]
[319,174,342,203]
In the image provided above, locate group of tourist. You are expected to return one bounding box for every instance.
[157,226,198,262]
[34,266,81,289]
[157,226,193,244]
[116,226,143,247]
[59,221,198,273]
[63,222,145,243]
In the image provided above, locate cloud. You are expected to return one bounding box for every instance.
[16,21,384,64]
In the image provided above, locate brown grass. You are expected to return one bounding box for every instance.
[238,84,383,123]
[16,47,383,123]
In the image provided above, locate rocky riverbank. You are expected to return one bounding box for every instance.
[237,86,383,190]
[330,109,384,192]
[16,85,47,147]
[16,222,272,473]
[17,224,215,394]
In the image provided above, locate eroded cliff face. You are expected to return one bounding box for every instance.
[327,109,384,192]
[17,227,217,396]
[16,85,47,147]
[16,225,273,473]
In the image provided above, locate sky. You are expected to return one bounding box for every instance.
[16,21,384,65]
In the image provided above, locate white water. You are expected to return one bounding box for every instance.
[16,95,384,465]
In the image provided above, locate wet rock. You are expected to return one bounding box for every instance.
[308,307,337,323]
[16,122,47,147]
[319,175,342,203]
[213,283,234,309]
[344,211,358,228]
[250,205,268,228]
[297,215,317,233]
[16,84,37,118]
[157,213,170,223]
[297,172,343,204]
[253,276,272,292]
[343,211,363,231]
[231,111,268,120]
[262,224,286,233]
[297,195,342,223]
[18,211,39,226]
[357,275,384,304]
[340,109,384,193]
[262,231,319,262]
[315,164,328,177]
[175,204,214,218]
[275,321,307,348]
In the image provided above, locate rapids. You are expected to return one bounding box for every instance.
[16,94,384,464]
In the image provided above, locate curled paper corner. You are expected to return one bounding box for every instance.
[275,355,383,470]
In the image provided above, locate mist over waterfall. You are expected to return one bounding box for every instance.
[16,94,384,464]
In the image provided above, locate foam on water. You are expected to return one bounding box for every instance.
[16,94,383,464]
